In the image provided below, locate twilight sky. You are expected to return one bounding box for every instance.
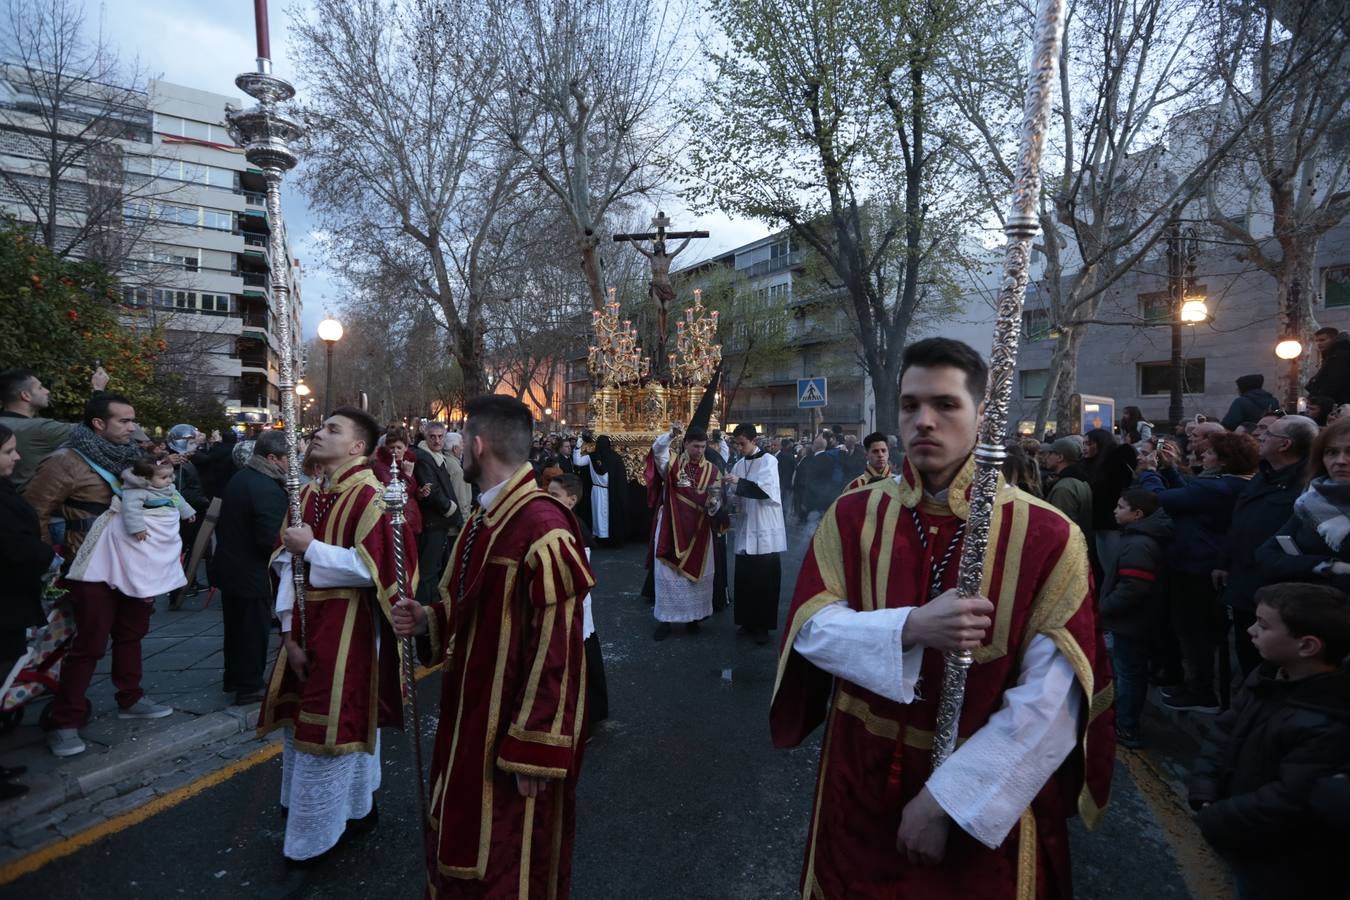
[98,0,769,341]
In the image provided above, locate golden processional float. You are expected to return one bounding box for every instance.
[584,286,722,482]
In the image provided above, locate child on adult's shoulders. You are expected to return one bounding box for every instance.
[1186,582,1350,899]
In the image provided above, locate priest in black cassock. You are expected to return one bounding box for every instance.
[725,424,787,644]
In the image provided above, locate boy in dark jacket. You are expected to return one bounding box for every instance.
[1187,583,1350,899]
[1100,488,1174,748]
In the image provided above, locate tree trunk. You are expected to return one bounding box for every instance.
[578,229,606,310]
[872,367,900,437]
[1278,241,1320,409]
[1051,324,1083,434]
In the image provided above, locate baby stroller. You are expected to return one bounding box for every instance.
[0,583,75,733]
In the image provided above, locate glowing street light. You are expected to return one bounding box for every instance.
[1275,337,1303,360]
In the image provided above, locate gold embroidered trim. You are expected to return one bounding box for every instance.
[1016,808,1037,900]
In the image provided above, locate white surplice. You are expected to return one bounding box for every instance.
[272,540,383,861]
[794,601,1081,849]
[730,451,787,556]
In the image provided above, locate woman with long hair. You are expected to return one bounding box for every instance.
[1120,406,1154,443]
[1001,441,1042,498]
[1084,428,1138,575]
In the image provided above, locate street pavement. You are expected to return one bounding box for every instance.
[0,521,1229,898]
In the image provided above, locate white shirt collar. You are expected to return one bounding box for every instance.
[477,477,510,510]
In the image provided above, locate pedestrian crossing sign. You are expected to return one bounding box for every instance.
[797,377,828,408]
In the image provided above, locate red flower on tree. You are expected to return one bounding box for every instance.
[67,309,79,321]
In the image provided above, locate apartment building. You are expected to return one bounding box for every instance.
[0,70,302,424]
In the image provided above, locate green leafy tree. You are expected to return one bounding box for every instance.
[0,222,199,430]
[683,0,981,434]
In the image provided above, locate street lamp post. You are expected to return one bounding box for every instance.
[1166,218,1202,428]
[1276,279,1305,410]
[317,315,343,417]
[295,382,310,427]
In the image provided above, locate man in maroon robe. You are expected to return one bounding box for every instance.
[772,339,1114,899]
[394,395,594,899]
[257,406,417,864]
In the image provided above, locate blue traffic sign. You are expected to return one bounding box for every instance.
[797,377,828,408]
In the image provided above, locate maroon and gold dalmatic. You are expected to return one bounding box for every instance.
[421,464,595,899]
[845,462,893,492]
[258,456,419,755]
[646,449,725,581]
[771,457,1114,900]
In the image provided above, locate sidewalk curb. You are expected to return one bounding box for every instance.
[5,705,258,826]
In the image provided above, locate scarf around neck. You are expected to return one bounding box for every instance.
[246,453,286,485]
[1295,477,1350,552]
[61,423,144,475]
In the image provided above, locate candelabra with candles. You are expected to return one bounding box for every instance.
[583,287,721,481]
[589,288,651,388]
[671,289,722,387]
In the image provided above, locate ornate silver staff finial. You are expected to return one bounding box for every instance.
[224,1,308,644]
[930,0,1068,772]
[382,477,430,835]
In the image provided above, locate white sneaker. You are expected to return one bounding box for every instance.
[117,698,173,719]
[48,728,86,757]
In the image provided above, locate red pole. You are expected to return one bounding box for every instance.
[253,0,271,62]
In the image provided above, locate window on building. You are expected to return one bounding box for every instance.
[1139,359,1205,395]
[1325,265,1350,309]
[1020,369,1049,399]
[1022,308,1054,341]
[200,294,231,313]
[1138,290,1171,324]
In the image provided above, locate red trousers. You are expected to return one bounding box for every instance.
[47,580,152,729]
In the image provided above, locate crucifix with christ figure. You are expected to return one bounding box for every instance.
[613,211,709,373]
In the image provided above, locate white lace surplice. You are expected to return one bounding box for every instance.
[273,540,384,861]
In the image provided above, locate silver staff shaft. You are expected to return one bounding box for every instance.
[930,0,1067,772]
[383,479,430,836]
[225,44,305,644]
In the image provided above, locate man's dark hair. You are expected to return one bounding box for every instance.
[83,391,134,428]
[1254,583,1350,664]
[464,394,532,464]
[1315,326,1339,339]
[863,431,887,449]
[732,423,757,440]
[900,338,988,402]
[331,406,380,457]
[1119,488,1160,517]
[253,429,289,459]
[684,426,708,443]
[0,368,39,406]
[551,472,583,500]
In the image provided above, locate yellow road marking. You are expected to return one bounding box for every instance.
[1118,748,1235,900]
[0,662,441,886]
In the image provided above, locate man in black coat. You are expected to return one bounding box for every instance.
[208,430,287,705]
[1213,414,1318,676]
[412,423,463,604]
[1306,327,1350,405]
[192,430,238,501]
[1220,374,1280,431]
[775,438,797,516]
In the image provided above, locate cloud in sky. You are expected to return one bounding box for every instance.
[99,0,770,339]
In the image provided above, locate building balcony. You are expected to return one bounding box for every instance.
[787,324,844,346]
[737,250,802,279]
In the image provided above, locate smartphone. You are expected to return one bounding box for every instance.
[1276,535,1300,556]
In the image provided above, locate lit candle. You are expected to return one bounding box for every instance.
[694,288,702,303]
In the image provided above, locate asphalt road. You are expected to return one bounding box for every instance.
[2,525,1199,899]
